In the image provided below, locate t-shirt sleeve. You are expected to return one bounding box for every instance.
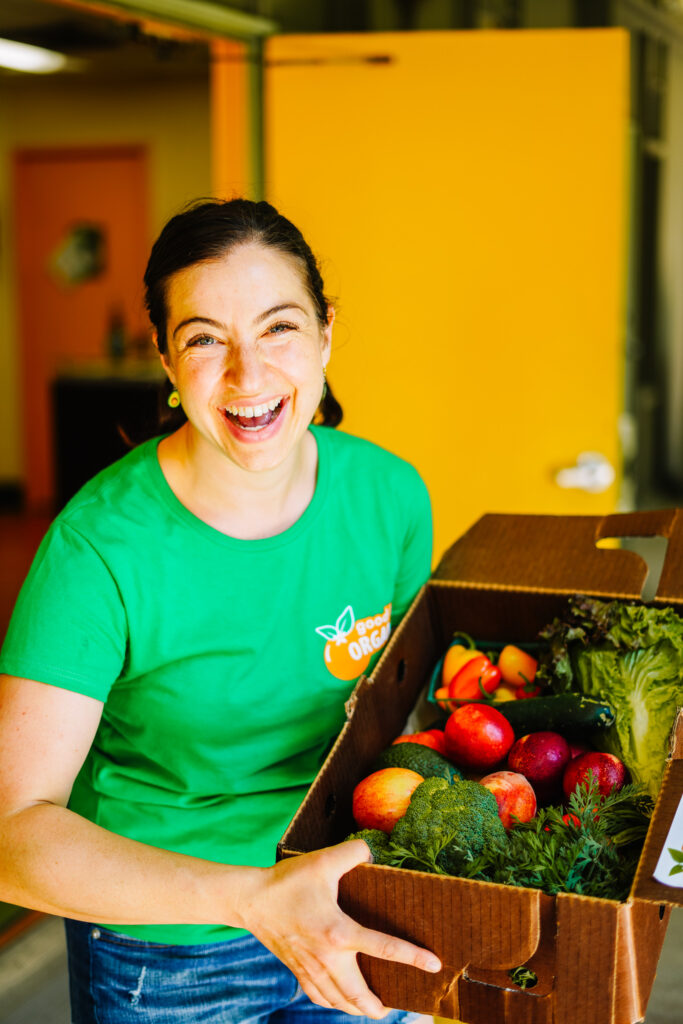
[0,521,127,701]
[391,467,433,627]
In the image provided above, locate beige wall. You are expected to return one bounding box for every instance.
[0,74,211,483]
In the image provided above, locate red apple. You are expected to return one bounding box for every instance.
[444,704,515,769]
[479,770,537,829]
[352,767,423,833]
[568,739,592,760]
[392,730,447,755]
[507,731,571,805]
[423,729,448,755]
[562,751,627,801]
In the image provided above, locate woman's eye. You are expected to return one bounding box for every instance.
[188,335,216,347]
[266,322,296,336]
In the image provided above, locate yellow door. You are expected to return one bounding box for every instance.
[262,29,630,563]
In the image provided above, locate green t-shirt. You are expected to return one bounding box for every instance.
[0,425,431,944]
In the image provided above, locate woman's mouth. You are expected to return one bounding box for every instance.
[222,397,285,432]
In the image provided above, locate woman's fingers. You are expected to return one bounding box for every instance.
[310,842,442,975]
[274,910,440,1018]
[291,974,334,1012]
[268,925,384,1017]
[318,837,373,878]
[353,925,442,975]
[291,948,389,1019]
[246,841,441,1016]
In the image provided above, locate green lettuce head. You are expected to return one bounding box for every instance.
[539,597,683,799]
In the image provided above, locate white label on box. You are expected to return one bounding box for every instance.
[653,794,683,887]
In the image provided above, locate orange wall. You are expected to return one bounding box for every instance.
[0,74,211,484]
[211,38,251,198]
[14,147,149,507]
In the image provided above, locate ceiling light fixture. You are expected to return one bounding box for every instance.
[0,37,69,74]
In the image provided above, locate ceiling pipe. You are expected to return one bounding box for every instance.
[72,0,277,39]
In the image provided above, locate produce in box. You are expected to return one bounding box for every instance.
[507,731,570,805]
[345,597,673,902]
[351,768,423,833]
[538,595,683,799]
[479,770,537,828]
[347,767,651,901]
[371,740,462,783]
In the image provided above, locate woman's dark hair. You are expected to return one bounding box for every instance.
[144,198,342,429]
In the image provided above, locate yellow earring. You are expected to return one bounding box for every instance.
[167,389,181,409]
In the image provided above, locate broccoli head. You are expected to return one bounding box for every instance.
[371,742,462,783]
[345,828,396,865]
[390,776,506,875]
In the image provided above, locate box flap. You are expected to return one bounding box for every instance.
[433,509,683,600]
[631,710,683,906]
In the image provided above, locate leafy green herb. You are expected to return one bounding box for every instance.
[508,967,538,990]
[387,832,458,875]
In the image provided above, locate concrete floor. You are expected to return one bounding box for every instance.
[0,910,681,1024]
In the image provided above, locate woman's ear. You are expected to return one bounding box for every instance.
[322,305,335,365]
[154,331,176,387]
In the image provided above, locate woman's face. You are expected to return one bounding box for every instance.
[160,243,332,475]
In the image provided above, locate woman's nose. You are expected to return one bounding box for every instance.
[228,343,266,391]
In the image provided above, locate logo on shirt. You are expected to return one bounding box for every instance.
[315,603,392,680]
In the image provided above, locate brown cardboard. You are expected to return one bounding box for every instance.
[279,510,683,1023]
[631,713,683,904]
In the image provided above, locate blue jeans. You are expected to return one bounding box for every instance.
[65,920,424,1024]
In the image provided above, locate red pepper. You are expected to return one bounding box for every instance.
[448,655,502,701]
[562,808,601,827]
[515,680,542,699]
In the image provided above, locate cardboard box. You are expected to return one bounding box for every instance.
[278,510,683,1024]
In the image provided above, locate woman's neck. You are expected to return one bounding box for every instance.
[157,424,319,540]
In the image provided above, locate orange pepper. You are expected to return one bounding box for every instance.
[441,643,482,687]
[497,645,538,688]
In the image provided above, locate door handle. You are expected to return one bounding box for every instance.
[554,452,615,493]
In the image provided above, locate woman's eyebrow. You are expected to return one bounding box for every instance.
[173,316,224,338]
[254,303,307,324]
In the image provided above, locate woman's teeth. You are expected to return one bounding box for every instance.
[224,397,283,430]
[225,397,282,418]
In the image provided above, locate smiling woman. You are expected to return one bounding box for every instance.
[145,201,341,536]
[0,198,438,1024]
[158,243,332,522]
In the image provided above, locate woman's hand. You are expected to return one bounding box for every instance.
[240,839,442,1018]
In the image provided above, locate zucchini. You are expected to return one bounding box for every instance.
[492,695,614,736]
[437,695,615,737]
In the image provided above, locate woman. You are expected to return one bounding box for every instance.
[0,199,439,1023]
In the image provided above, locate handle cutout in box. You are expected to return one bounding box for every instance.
[632,753,683,906]
[653,793,683,887]
[595,535,669,602]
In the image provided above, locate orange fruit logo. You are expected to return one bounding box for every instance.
[316,603,392,680]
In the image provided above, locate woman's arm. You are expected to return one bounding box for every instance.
[0,675,243,925]
[0,675,440,1017]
